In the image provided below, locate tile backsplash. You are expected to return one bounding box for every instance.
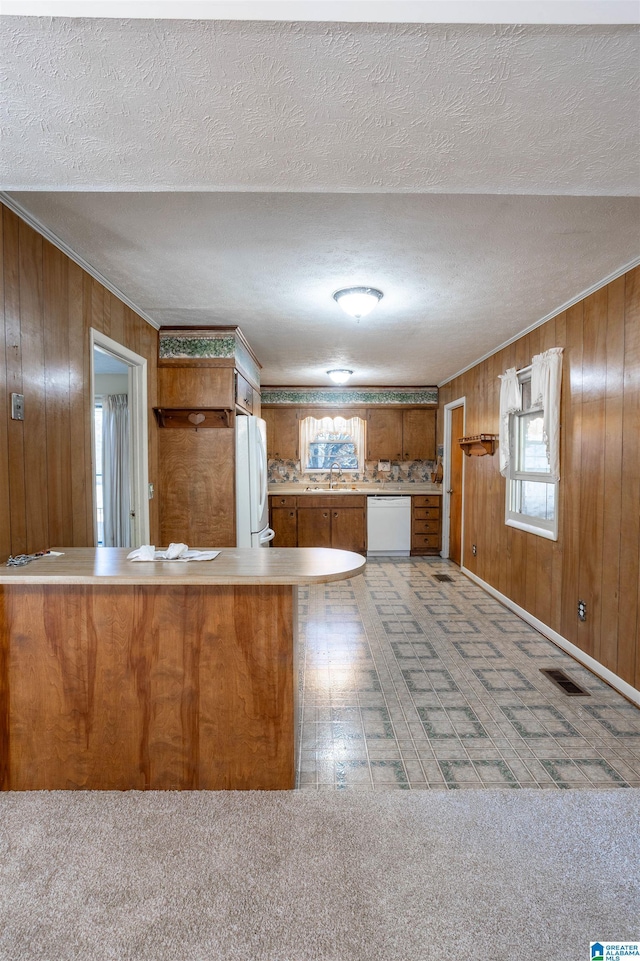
[268,458,437,485]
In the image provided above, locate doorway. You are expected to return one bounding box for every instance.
[442,398,465,566]
[90,329,150,548]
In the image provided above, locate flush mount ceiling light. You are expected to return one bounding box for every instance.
[333,286,383,320]
[327,369,353,385]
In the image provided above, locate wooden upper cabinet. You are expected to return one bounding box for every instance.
[366,409,403,460]
[235,371,254,414]
[263,408,299,460]
[158,367,235,409]
[402,409,436,460]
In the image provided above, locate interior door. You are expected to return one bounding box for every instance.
[448,405,464,566]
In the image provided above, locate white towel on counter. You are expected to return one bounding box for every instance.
[127,543,220,562]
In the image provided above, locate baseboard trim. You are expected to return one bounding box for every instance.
[461,566,640,709]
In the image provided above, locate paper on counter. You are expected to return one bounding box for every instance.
[127,544,220,562]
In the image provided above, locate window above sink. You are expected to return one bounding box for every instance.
[300,415,365,474]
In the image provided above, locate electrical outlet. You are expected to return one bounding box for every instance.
[472,544,477,556]
[578,600,586,621]
[148,483,154,500]
[11,393,24,421]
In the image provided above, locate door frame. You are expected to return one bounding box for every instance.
[90,328,150,548]
[441,397,466,564]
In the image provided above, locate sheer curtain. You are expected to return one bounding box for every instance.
[102,394,131,547]
[300,416,366,472]
[498,368,522,476]
[531,347,564,481]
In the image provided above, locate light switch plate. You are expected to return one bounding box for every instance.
[11,393,24,421]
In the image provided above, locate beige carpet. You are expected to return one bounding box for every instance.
[1,790,638,960]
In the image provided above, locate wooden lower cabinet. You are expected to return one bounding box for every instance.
[330,508,365,552]
[298,508,332,548]
[270,495,298,547]
[271,508,297,547]
[270,496,366,553]
[411,495,442,555]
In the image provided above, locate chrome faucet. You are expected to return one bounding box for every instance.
[329,462,342,489]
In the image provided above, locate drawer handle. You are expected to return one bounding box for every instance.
[334,512,338,517]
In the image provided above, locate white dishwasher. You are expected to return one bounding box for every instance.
[367,496,411,556]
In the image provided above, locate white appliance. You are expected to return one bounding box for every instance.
[235,416,275,548]
[367,496,411,556]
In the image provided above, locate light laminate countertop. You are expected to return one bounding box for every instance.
[0,547,365,586]
[269,485,442,496]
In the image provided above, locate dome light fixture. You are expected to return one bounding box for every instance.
[333,286,383,320]
[327,368,353,385]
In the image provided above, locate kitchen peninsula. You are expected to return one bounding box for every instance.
[0,547,365,792]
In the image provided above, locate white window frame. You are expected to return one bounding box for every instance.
[299,415,365,474]
[505,368,559,541]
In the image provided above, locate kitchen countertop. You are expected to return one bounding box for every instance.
[0,547,366,586]
[269,484,442,496]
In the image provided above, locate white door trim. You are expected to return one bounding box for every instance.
[90,329,150,547]
[441,397,466,563]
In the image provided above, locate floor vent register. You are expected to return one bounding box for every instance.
[540,668,591,696]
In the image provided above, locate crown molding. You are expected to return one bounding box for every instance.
[0,192,160,331]
[2,1,638,24]
[438,255,640,387]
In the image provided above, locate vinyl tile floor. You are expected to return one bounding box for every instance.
[295,557,640,791]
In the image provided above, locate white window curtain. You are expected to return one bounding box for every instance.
[300,416,366,472]
[530,347,564,481]
[498,368,522,476]
[102,394,131,547]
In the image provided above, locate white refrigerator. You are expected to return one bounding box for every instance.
[235,415,275,548]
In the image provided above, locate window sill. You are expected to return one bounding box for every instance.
[505,517,558,541]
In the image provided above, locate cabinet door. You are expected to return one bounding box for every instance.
[158,367,234,408]
[402,409,436,460]
[235,371,254,413]
[271,508,297,547]
[297,508,331,547]
[263,408,299,461]
[331,508,365,553]
[366,409,403,460]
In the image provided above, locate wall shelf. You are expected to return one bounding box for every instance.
[153,408,232,429]
[458,434,498,456]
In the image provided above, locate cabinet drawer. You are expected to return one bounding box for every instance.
[412,495,441,508]
[413,507,440,520]
[412,533,440,550]
[269,495,297,508]
[413,519,440,534]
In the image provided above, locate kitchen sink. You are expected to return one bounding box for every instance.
[304,486,363,492]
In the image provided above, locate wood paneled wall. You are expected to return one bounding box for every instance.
[439,267,640,690]
[0,203,159,560]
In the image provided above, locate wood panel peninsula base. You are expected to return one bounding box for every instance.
[0,548,365,792]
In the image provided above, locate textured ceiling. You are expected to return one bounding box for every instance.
[2,16,639,386]
[2,18,639,193]
[11,191,639,385]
